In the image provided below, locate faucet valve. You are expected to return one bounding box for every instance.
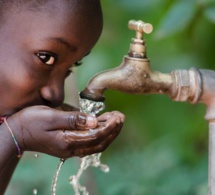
[128,20,153,38]
[128,20,153,59]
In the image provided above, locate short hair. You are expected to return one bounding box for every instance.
[0,0,48,27]
[0,0,102,28]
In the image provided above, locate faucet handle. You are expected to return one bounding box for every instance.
[128,20,153,39]
[128,20,153,58]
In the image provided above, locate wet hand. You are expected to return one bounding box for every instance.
[7,106,124,158]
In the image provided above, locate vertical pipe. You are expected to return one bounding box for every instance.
[198,69,215,195]
[209,122,215,195]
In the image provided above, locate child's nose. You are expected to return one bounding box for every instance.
[40,81,65,107]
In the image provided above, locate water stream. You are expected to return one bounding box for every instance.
[51,159,65,195]
[51,97,108,195]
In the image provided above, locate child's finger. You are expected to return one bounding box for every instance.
[54,111,97,130]
[97,111,125,123]
[67,112,98,130]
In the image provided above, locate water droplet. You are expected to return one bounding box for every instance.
[33,189,37,194]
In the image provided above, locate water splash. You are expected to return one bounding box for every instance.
[51,97,107,195]
[79,98,105,115]
[69,153,109,195]
[68,98,108,195]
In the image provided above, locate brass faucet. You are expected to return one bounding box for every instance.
[80,20,199,103]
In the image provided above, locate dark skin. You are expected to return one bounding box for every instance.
[0,0,125,193]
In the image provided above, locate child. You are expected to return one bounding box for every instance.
[0,0,125,193]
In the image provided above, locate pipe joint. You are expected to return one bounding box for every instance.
[172,67,202,104]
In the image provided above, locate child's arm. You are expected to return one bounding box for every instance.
[0,123,20,194]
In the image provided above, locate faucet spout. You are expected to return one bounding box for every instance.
[80,56,175,101]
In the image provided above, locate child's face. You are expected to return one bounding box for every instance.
[0,1,102,115]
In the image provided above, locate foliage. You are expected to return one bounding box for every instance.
[6,0,215,194]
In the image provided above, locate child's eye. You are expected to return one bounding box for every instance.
[36,52,57,66]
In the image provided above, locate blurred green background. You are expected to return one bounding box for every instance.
[6,0,215,194]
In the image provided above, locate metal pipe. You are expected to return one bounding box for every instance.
[209,122,215,195]
[196,69,215,195]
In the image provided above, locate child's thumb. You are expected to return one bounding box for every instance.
[67,112,98,130]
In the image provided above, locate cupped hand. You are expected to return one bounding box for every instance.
[6,106,124,158]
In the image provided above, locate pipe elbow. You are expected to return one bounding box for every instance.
[199,69,215,103]
[199,69,215,121]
